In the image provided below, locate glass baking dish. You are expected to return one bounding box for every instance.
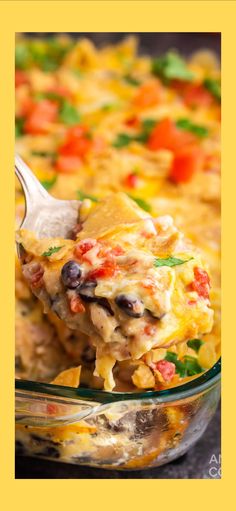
[15,359,221,470]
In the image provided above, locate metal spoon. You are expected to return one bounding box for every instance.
[15,154,81,241]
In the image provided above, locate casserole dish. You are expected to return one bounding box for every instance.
[15,359,220,469]
[15,32,221,469]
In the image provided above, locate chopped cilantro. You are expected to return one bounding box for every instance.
[152,51,194,83]
[15,44,31,70]
[16,38,73,72]
[113,120,156,147]
[187,338,204,353]
[154,256,193,268]
[101,103,119,112]
[136,119,157,143]
[40,175,57,191]
[112,133,134,148]
[183,356,203,376]
[165,352,203,377]
[128,195,151,212]
[59,100,81,125]
[176,118,209,138]
[31,151,56,158]
[142,118,157,132]
[123,74,141,86]
[203,78,221,102]
[77,190,99,202]
[34,91,63,103]
[15,118,25,138]
[42,246,64,257]
[165,352,187,378]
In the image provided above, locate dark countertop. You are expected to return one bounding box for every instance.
[26,32,221,58]
[15,405,220,479]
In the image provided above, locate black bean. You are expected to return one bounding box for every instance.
[61,260,82,289]
[78,281,97,302]
[79,282,114,315]
[115,294,144,318]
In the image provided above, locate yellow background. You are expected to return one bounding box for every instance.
[0,0,233,506]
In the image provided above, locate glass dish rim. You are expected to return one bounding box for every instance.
[15,358,221,404]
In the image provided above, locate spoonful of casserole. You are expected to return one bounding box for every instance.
[15,154,213,390]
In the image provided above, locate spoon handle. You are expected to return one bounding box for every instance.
[15,154,49,208]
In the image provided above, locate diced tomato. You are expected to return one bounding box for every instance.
[24,99,58,134]
[189,267,210,299]
[169,145,204,183]
[74,239,97,257]
[155,360,176,382]
[87,259,118,280]
[147,118,196,152]
[55,155,82,173]
[123,172,138,188]
[15,70,29,87]
[110,245,125,256]
[58,125,92,158]
[69,295,85,313]
[59,137,91,158]
[144,324,156,336]
[188,299,197,306]
[183,84,213,109]
[125,116,140,128]
[134,80,162,108]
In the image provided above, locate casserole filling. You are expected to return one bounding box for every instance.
[17,192,213,390]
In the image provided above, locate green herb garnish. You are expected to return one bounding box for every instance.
[123,74,141,86]
[31,151,56,158]
[77,190,99,202]
[183,356,203,376]
[112,133,134,148]
[15,44,31,70]
[59,100,81,125]
[154,256,192,268]
[152,51,194,83]
[128,195,151,212]
[187,339,204,353]
[42,246,64,257]
[40,175,57,191]
[113,119,156,147]
[112,133,133,147]
[15,118,25,138]
[101,103,119,112]
[165,352,203,377]
[176,118,209,138]
[203,78,221,102]
[34,91,63,103]
[136,119,157,143]
[165,352,187,378]
[16,38,73,72]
